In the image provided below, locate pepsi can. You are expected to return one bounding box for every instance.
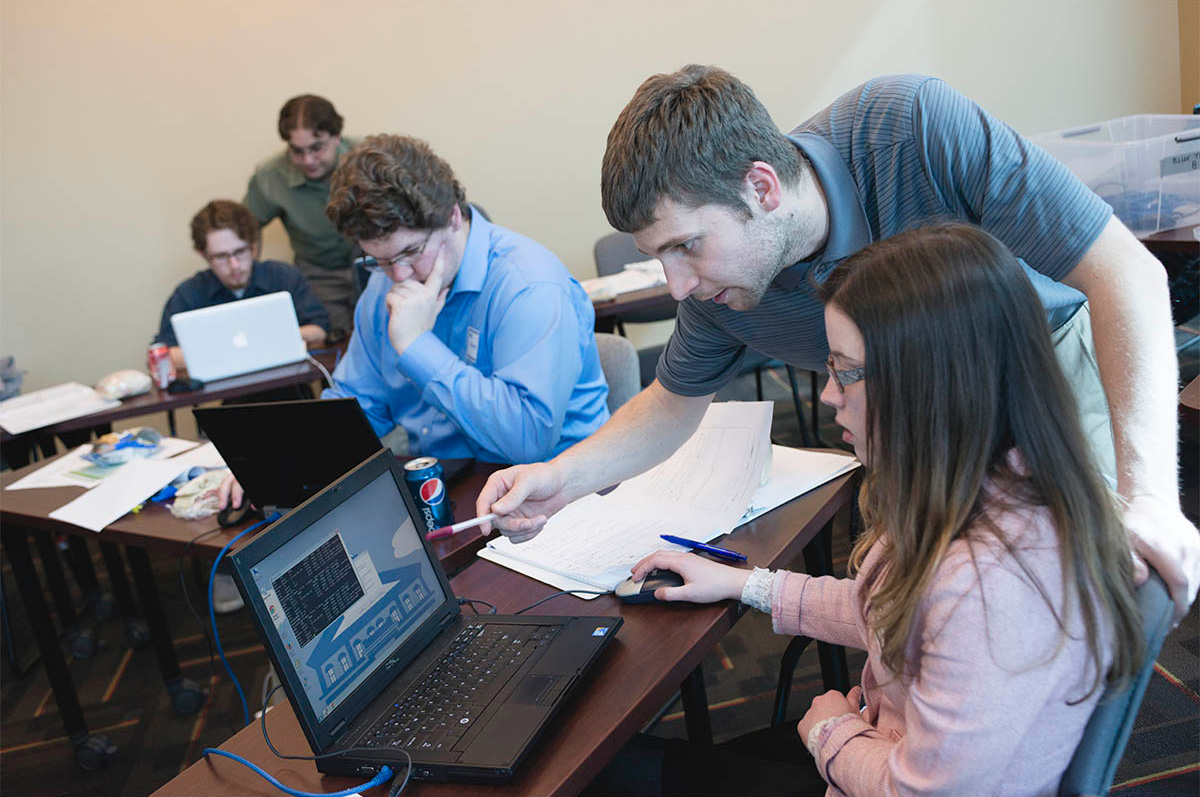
[404,457,451,534]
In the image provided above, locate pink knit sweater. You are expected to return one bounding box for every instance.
[772,500,1112,796]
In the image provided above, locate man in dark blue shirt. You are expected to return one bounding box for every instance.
[153,199,330,371]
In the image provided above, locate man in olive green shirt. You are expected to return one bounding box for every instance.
[244,94,359,340]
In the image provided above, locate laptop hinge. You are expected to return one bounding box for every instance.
[330,719,347,740]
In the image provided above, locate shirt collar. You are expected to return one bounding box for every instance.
[772,133,873,288]
[446,206,490,297]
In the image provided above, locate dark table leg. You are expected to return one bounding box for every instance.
[1,524,117,769]
[98,541,150,647]
[803,515,850,693]
[679,665,713,746]
[32,532,78,631]
[124,546,206,714]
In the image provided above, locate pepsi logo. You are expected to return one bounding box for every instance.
[419,478,446,506]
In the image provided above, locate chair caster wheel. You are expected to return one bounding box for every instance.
[125,617,151,648]
[72,733,117,771]
[168,677,209,715]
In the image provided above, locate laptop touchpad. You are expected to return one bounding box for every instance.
[512,674,556,705]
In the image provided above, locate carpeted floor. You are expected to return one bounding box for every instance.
[1,363,1197,795]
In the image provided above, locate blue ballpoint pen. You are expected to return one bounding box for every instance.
[660,534,747,562]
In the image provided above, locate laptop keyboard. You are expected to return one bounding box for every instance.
[362,622,558,753]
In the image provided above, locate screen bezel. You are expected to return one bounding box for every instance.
[228,449,461,752]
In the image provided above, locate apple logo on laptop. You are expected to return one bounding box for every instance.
[232,331,250,348]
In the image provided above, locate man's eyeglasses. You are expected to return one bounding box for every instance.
[354,230,434,273]
[206,246,253,266]
[825,355,865,392]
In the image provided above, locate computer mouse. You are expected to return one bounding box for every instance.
[614,569,685,604]
[217,501,253,528]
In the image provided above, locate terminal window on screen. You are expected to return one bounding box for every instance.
[273,533,363,648]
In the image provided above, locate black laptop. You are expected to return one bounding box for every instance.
[193,398,383,514]
[194,398,471,514]
[227,450,622,782]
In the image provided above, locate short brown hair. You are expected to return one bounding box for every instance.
[325,134,467,241]
[189,200,260,252]
[277,94,343,140]
[601,64,806,232]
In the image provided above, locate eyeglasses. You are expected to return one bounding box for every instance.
[206,245,253,266]
[354,230,434,273]
[825,354,865,392]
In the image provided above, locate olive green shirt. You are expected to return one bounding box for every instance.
[243,137,358,271]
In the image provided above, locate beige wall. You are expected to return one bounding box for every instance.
[0,0,1183,392]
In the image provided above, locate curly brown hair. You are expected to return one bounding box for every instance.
[189,200,260,252]
[277,94,343,140]
[325,134,467,242]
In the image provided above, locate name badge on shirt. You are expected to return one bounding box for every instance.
[465,327,480,364]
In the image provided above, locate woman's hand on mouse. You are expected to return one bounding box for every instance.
[630,551,752,604]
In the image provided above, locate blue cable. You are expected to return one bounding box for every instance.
[209,511,282,727]
[201,748,393,796]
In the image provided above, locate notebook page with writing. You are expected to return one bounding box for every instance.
[482,402,772,591]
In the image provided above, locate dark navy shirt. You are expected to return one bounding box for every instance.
[658,74,1111,396]
[152,260,331,347]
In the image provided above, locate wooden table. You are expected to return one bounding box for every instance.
[152,470,858,797]
[1140,224,1200,258]
[591,285,677,334]
[0,455,502,769]
[0,348,340,446]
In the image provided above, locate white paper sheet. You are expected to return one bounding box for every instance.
[580,259,668,301]
[165,441,227,470]
[47,460,190,532]
[0,382,121,435]
[482,402,773,591]
[738,446,861,524]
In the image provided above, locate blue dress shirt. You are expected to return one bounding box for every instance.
[325,211,610,464]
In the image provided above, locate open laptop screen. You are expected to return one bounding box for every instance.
[244,468,448,722]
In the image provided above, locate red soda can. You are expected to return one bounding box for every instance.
[404,457,452,534]
[147,343,176,390]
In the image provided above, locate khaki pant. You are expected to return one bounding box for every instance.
[295,257,358,341]
[1052,304,1117,485]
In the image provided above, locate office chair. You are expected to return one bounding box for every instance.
[768,572,1174,797]
[594,333,640,412]
[1058,571,1173,796]
[594,231,821,445]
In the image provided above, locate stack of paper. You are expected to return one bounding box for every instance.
[480,402,774,594]
[0,382,120,435]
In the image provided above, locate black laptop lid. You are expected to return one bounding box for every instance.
[228,451,461,751]
[194,398,383,510]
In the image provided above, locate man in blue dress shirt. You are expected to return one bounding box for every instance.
[323,134,609,464]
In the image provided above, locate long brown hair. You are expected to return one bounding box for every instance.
[821,223,1140,694]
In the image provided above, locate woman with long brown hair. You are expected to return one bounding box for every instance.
[628,223,1143,795]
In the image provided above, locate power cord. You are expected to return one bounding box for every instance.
[209,511,282,727]
[304,353,334,388]
[512,590,609,615]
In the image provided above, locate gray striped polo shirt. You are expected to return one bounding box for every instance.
[657,74,1111,397]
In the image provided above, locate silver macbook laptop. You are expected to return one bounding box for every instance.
[170,292,307,383]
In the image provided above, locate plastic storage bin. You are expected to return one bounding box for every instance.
[1030,114,1200,236]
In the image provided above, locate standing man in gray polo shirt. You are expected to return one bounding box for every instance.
[477,67,1199,621]
[245,94,358,341]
